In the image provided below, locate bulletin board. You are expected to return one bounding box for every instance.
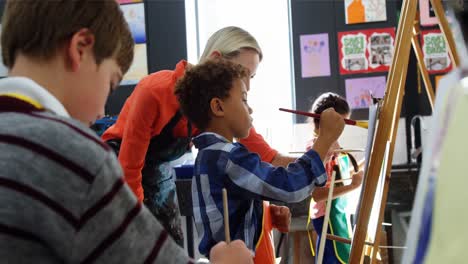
[291,0,401,123]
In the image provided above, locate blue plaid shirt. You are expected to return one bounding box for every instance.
[192,132,327,256]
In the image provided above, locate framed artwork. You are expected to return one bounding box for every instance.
[419,0,455,27]
[345,0,387,24]
[119,3,148,85]
[421,29,452,74]
[338,28,395,74]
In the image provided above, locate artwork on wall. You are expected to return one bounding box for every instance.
[345,76,386,109]
[421,29,452,74]
[300,33,331,78]
[344,0,387,24]
[338,27,395,74]
[122,44,148,86]
[121,3,146,44]
[419,0,456,27]
[119,3,148,85]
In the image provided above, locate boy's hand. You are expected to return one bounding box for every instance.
[351,170,364,187]
[210,240,253,264]
[270,205,291,233]
[312,108,345,161]
[317,108,345,145]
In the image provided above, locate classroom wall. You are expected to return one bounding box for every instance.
[289,0,467,163]
[105,0,187,115]
[290,0,399,123]
[0,0,187,116]
[0,0,460,163]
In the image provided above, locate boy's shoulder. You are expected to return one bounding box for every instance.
[0,110,112,173]
[193,133,243,153]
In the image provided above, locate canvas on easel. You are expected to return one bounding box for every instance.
[345,0,460,263]
[403,6,468,262]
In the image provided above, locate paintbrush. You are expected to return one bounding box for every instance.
[222,188,231,243]
[279,108,368,129]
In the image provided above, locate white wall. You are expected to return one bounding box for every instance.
[185,0,294,152]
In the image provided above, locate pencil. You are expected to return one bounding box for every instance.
[279,108,368,129]
[222,188,231,243]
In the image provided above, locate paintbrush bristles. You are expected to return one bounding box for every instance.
[222,188,231,243]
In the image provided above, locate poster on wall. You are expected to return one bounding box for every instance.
[421,29,452,74]
[345,76,386,109]
[121,3,146,44]
[419,0,458,26]
[119,3,148,85]
[338,27,395,75]
[344,0,387,24]
[300,33,331,78]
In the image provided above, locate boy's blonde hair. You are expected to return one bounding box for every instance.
[199,26,263,63]
[1,0,134,74]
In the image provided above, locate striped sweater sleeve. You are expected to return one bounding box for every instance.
[0,110,197,263]
[73,152,193,263]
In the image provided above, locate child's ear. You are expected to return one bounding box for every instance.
[66,28,95,72]
[209,50,222,60]
[210,98,225,117]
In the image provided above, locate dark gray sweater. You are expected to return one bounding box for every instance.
[0,95,194,263]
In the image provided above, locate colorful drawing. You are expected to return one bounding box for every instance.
[338,28,395,74]
[300,33,331,78]
[345,0,387,24]
[341,32,367,73]
[121,44,148,85]
[119,2,147,85]
[345,76,386,109]
[421,30,452,74]
[120,3,146,44]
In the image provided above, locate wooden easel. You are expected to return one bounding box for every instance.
[346,0,459,263]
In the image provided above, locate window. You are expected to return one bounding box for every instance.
[185,0,295,152]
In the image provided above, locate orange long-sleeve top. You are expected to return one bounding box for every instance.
[102,60,278,201]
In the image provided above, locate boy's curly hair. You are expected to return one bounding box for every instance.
[175,59,249,130]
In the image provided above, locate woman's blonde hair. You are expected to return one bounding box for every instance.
[199,26,263,63]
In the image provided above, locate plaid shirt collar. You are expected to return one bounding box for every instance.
[192,132,230,149]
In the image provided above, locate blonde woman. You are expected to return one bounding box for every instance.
[102,26,297,246]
